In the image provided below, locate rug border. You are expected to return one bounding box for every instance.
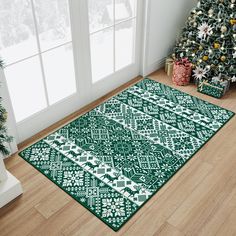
[18,77,235,232]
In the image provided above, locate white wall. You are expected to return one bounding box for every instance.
[143,0,197,75]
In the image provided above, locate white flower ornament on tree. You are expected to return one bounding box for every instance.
[193,66,208,80]
[198,22,213,39]
[233,51,236,59]
[231,76,236,83]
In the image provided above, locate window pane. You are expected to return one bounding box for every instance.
[0,0,38,65]
[5,57,47,122]
[115,20,135,70]
[33,0,72,51]
[90,28,114,82]
[42,44,76,105]
[88,0,113,33]
[115,0,136,23]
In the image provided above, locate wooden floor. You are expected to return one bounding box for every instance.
[1,69,236,236]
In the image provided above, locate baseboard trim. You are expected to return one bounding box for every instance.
[144,58,165,76]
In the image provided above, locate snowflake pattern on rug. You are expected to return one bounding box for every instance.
[19,78,234,231]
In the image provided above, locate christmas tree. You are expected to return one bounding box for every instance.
[174,0,236,83]
[0,59,13,156]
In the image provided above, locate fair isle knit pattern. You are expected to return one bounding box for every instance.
[19,78,234,231]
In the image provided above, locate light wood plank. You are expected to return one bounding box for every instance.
[197,186,236,236]
[167,144,236,235]
[0,172,56,228]
[1,208,45,236]
[216,207,236,236]
[30,202,88,236]
[153,222,183,236]
[35,189,71,219]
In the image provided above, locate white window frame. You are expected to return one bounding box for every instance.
[70,0,144,104]
[2,0,145,143]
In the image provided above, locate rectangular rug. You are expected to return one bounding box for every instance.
[19,78,234,231]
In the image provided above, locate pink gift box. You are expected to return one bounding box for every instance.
[172,58,192,86]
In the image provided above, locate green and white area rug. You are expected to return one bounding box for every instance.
[19,78,234,231]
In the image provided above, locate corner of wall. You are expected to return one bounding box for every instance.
[143,57,166,76]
